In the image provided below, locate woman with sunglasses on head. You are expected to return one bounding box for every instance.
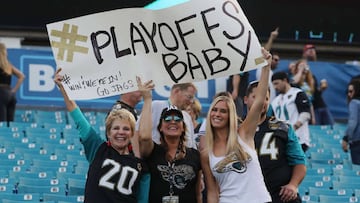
[138,78,202,203]
[54,68,152,203]
[201,48,272,203]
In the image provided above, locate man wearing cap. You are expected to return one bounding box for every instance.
[136,83,198,149]
[269,71,311,152]
[302,44,317,61]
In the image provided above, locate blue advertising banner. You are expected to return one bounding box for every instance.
[7,48,360,120]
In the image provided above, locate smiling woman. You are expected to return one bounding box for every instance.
[53,68,150,203]
[138,77,202,203]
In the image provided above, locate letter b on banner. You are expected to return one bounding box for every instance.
[29,64,55,91]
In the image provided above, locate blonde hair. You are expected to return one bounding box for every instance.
[0,43,12,75]
[105,109,136,138]
[190,98,202,119]
[205,96,250,163]
[295,59,315,94]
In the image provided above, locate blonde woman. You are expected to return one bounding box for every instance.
[201,48,272,203]
[0,43,25,122]
[54,69,151,203]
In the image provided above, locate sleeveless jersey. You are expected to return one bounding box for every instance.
[209,137,271,203]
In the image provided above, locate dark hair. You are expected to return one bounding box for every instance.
[157,110,187,161]
[349,79,360,101]
[246,80,259,96]
[245,80,270,97]
[271,71,289,82]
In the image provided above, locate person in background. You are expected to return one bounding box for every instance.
[226,72,249,118]
[201,48,272,203]
[136,83,198,149]
[342,78,360,165]
[264,27,279,52]
[302,44,317,61]
[287,61,297,81]
[256,52,279,102]
[138,77,202,203]
[270,71,311,152]
[54,68,150,203]
[302,44,334,126]
[256,27,280,102]
[186,98,202,134]
[291,59,316,125]
[244,81,306,203]
[0,42,25,123]
[110,91,143,120]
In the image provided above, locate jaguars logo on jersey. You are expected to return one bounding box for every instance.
[213,151,252,174]
[268,116,289,133]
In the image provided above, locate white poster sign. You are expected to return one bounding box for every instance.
[47,0,266,100]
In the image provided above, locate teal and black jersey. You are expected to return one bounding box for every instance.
[254,117,305,201]
[70,107,149,203]
[84,142,147,203]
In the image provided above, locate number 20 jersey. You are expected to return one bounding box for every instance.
[85,142,146,203]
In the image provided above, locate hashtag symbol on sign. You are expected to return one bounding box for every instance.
[50,23,89,62]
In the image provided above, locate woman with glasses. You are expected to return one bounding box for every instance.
[138,78,202,203]
[201,48,272,203]
[54,68,151,203]
[342,78,360,165]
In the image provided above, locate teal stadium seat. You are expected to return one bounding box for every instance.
[318,194,358,203]
[0,193,41,202]
[42,193,84,203]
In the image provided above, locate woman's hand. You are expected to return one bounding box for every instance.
[262,47,272,66]
[136,76,154,99]
[53,68,63,87]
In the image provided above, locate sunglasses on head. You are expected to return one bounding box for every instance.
[163,115,183,123]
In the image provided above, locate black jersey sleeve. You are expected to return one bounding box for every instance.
[295,91,311,113]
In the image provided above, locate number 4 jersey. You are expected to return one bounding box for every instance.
[254,117,306,196]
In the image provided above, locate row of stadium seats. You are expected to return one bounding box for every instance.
[300,124,360,202]
[1,110,93,202]
[1,109,359,202]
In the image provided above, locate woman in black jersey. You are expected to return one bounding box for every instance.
[138,77,202,203]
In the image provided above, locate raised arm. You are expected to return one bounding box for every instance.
[264,27,279,51]
[137,76,155,158]
[53,68,77,112]
[240,48,272,144]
